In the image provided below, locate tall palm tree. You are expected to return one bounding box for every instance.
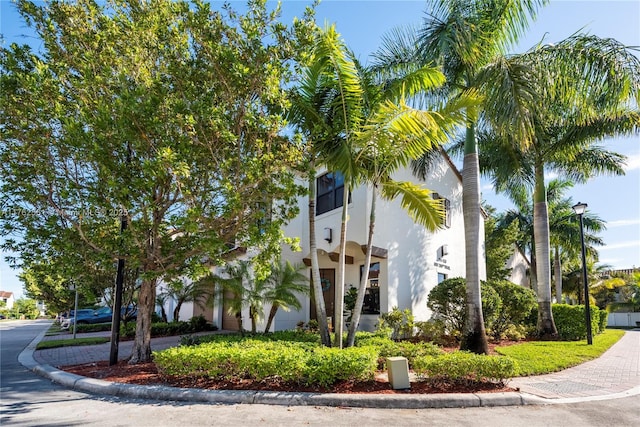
[495,180,605,302]
[288,25,363,347]
[342,64,472,347]
[479,34,639,337]
[378,0,548,353]
[263,260,310,333]
[298,26,471,347]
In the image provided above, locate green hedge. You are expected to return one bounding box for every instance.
[154,340,377,387]
[553,304,606,341]
[355,333,442,368]
[413,352,518,384]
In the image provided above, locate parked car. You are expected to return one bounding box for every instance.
[61,306,137,329]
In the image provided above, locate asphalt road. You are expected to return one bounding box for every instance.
[1,320,638,426]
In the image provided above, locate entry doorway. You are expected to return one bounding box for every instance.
[310,268,335,327]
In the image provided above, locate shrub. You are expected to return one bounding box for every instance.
[427,278,501,336]
[413,352,518,384]
[414,320,455,346]
[355,332,442,368]
[553,304,602,341]
[120,318,214,339]
[486,280,537,340]
[154,339,377,387]
[75,322,112,333]
[302,346,377,387]
[378,307,414,340]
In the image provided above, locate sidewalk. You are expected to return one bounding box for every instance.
[21,326,640,408]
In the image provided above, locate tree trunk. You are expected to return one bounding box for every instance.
[334,184,350,348]
[554,246,563,303]
[533,165,558,339]
[172,301,182,322]
[160,305,168,323]
[346,186,376,347]
[459,125,489,355]
[250,306,257,333]
[308,164,331,346]
[235,311,244,336]
[129,276,156,364]
[264,304,278,333]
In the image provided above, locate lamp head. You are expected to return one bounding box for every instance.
[572,202,587,215]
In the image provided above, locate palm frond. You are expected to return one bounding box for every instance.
[380,180,443,231]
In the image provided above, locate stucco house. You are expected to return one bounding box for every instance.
[166,152,492,332]
[0,291,15,310]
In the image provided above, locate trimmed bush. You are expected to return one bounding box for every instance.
[121,318,215,339]
[427,277,501,336]
[355,332,442,368]
[378,307,414,340]
[154,340,377,387]
[75,322,112,333]
[553,304,602,340]
[413,352,518,384]
[486,280,537,340]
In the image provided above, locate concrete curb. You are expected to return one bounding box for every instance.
[19,327,639,409]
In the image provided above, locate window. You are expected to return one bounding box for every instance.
[432,193,451,228]
[437,273,447,284]
[316,172,348,215]
[359,262,380,314]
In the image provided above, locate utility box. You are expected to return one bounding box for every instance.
[386,356,410,390]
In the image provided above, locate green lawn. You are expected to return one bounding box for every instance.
[36,337,110,350]
[495,329,624,376]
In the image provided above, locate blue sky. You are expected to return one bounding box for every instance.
[1,0,639,299]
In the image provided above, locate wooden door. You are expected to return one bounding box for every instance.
[310,269,335,325]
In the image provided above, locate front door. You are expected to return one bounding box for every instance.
[310,268,335,326]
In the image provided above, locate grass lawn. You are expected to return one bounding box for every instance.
[36,337,110,350]
[495,329,625,376]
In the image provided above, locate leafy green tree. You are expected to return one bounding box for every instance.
[1,0,312,363]
[14,298,40,319]
[379,0,549,353]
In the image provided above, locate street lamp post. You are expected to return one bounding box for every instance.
[572,202,593,345]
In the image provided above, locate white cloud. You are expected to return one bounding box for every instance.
[544,171,559,181]
[481,183,494,192]
[623,153,640,172]
[598,240,640,251]
[607,218,640,228]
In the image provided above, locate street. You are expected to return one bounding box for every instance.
[1,320,638,426]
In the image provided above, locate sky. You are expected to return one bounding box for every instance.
[1,0,639,299]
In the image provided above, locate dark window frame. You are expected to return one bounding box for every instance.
[432,192,451,228]
[359,262,381,314]
[316,172,349,215]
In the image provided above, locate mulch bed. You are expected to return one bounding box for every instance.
[61,360,516,394]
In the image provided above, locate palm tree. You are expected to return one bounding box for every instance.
[263,260,310,333]
[342,66,471,347]
[288,25,361,347]
[164,279,212,322]
[495,180,605,303]
[380,0,549,353]
[478,34,639,337]
[213,260,252,334]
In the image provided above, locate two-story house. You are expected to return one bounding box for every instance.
[160,152,490,332]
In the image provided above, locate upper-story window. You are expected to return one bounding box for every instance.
[316,172,347,215]
[432,192,451,228]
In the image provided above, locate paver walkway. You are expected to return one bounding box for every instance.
[509,329,640,400]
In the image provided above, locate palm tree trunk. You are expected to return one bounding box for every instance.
[308,163,331,347]
[460,124,489,355]
[129,276,156,364]
[173,302,182,322]
[334,184,350,348]
[264,304,279,333]
[554,246,563,303]
[346,186,376,347]
[533,165,558,338]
